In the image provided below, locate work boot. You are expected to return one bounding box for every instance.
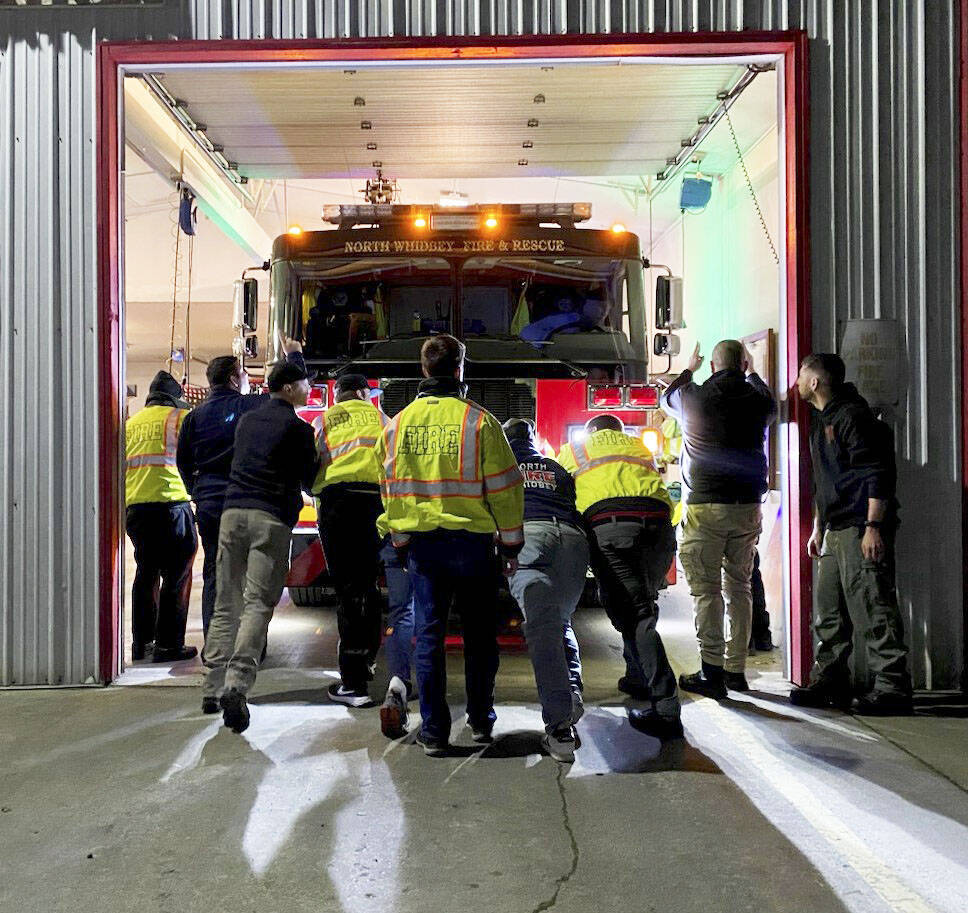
[415,734,449,758]
[219,688,250,734]
[328,682,374,708]
[379,676,409,739]
[131,641,154,662]
[789,680,853,711]
[152,645,198,663]
[617,676,651,700]
[678,663,728,700]
[201,696,219,715]
[541,726,577,763]
[750,633,776,652]
[724,671,750,692]
[852,691,914,716]
[628,709,685,741]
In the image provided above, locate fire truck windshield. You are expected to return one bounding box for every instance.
[266,229,648,381]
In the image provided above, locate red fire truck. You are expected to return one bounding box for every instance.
[260,202,663,606]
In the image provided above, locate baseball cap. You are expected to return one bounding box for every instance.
[335,373,382,398]
[267,360,311,392]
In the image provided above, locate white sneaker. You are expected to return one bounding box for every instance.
[328,682,373,708]
[541,727,577,763]
[380,676,409,739]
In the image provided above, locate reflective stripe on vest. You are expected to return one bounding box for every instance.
[571,438,655,476]
[126,407,179,469]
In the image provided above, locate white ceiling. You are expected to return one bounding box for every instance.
[155,60,770,180]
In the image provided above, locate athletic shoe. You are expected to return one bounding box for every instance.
[327,682,374,708]
[152,645,198,663]
[219,688,250,734]
[415,734,449,757]
[628,709,684,740]
[131,641,154,662]
[201,696,219,715]
[852,691,914,716]
[379,676,409,739]
[541,727,577,763]
[468,719,494,744]
[789,680,853,711]
[724,672,750,692]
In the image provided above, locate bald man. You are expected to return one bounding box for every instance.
[660,339,777,698]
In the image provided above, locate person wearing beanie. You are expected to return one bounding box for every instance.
[124,370,199,663]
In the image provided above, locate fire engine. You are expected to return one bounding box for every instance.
[241,202,664,606]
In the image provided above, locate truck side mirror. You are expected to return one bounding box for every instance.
[233,278,259,332]
[653,333,681,356]
[655,275,684,330]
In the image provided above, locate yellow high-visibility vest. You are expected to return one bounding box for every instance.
[312,398,387,493]
[125,405,190,505]
[375,394,524,548]
[557,429,671,515]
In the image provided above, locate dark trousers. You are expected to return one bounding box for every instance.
[408,530,500,743]
[317,485,384,690]
[125,502,197,650]
[751,550,772,641]
[195,497,224,637]
[590,516,680,719]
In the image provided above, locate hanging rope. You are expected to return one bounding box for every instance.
[185,232,194,386]
[724,109,780,266]
[167,207,182,375]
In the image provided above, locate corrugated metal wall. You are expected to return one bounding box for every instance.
[0,1,961,687]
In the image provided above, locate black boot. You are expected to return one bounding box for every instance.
[219,688,250,733]
[852,691,913,716]
[131,641,154,661]
[724,671,750,692]
[789,679,852,711]
[629,708,684,740]
[678,662,728,700]
[152,644,198,663]
[617,676,651,700]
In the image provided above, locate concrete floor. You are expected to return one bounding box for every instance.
[3,577,968,913]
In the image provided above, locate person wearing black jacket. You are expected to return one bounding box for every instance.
[176,338,305,636]
[202,359,320,733]
[661,339,777,698]
[503,419,589,763]
[791,353,913,715]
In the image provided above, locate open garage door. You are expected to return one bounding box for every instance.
[100,34,809,685]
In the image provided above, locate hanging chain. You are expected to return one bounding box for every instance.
[724,110,780,266]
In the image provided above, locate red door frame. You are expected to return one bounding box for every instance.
[96,32,812,684]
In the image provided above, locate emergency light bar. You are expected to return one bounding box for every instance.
[588,383,660,410]
[322,202,592,229]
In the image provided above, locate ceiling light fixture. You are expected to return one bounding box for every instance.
[527,118,539,128]
[287,225,303,236]
[371,160,382,168]
[533,94,545,103]
[366,142,378,150]
[354,97,366,106]
[518,159,529,166]
[522,141,533,149]
[360,120,372,129]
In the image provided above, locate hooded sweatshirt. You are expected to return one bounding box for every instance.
[510,438,582,527]
[809,383,897,530]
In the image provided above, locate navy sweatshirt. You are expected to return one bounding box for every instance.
[511,439,582,528]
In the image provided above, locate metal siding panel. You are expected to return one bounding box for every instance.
[0,0,961,687]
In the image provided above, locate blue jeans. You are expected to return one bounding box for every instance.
[509,520,588,732]
[407,530,499,743]
[380,538,414,687]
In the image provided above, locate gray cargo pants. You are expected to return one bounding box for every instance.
[203,508,292,699]
[811,526,912,696]
[509,519,589,732]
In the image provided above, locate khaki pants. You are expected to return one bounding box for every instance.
[812,527,911,695]
[202,508,291,699]
[678,502,761,673]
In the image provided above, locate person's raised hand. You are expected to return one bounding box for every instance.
[687,343,704,374]
[280,334,303,355]
[742,343,755,375]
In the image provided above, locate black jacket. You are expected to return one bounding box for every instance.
[661,368,777,504]
[223,399,320,528]
[176,352,306,503]
[810,383,897,530]
[511,438,582,528]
